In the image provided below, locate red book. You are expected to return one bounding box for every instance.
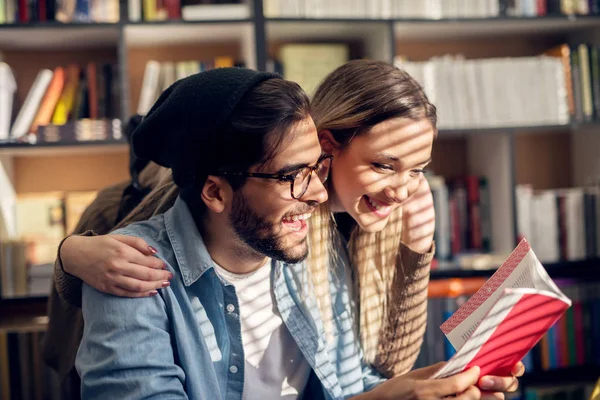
[432,239,571,380]
[19,0,29,22]
[39,0,47,22]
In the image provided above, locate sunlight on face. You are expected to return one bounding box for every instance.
[327,118,435,233]
[233,117,328,262]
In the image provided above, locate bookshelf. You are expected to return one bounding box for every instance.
[0,0,597,296]
[1,1,600,397]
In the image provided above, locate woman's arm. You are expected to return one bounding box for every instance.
[373,175,435,377]
[56,234,172,307]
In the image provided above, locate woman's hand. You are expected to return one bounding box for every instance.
[60,234,173,297]
[360,363,484,400]
[478,361,525,396]
[402,174,435,254]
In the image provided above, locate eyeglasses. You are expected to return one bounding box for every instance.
[215,154,333,200]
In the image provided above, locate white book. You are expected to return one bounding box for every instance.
[5,0,16,23]
[161,62,176,91]
[0,161,17,240]
[181,3,250,21]
[137,60,161,117]
[531,190,560,263]
[10,69,53,140]
[563,189,586,261]
[515,185,534,245]
[0,63,16,141]
[128,0,141,21]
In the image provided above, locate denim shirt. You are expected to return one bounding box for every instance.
[76,197,384,400]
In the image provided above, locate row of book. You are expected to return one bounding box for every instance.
[263,0,599,19]
[395,52,569,129]
[0,330,61,400]
[137,56,241,116]
[129,0,250,22]
[516,184,600,264]
[0,191,97,299]
[429,175,492,262]
[415,279,600,374]
[0,0,119,24]
[0,62,120,142]
[522,383,598,400]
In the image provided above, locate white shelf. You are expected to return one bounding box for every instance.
[124,22,255,47]
[394,16,600,40]
[0,24,119,50]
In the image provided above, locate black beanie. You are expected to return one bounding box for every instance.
[132,67,279,188]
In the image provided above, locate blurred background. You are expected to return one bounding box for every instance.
[0,0,599,399]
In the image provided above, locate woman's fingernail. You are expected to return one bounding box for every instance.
[149,290,158,296]
[162,263,167,270]
[480,377,495,389]
[148,246,158,254]
[168,272,173,279]
[162,281,170,288]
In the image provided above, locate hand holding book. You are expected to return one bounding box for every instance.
[432,239,571,381]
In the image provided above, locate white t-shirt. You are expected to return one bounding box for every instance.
[213,259,311,399]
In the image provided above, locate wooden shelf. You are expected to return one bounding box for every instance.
[437,121,600,136]
[430,258,600,280]
[0,140,127,156]
[0,23,119,50]
[394,15,600,40]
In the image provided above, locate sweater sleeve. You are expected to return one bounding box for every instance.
[53,230,98,308]
[372,241,435,377]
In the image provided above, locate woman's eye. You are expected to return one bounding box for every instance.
[372,162,394,171]
[410,168,426,177]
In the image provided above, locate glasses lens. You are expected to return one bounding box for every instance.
[316,156,332,183]
[292,168,311,199]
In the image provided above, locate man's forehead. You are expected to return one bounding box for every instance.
[262,118,321,170]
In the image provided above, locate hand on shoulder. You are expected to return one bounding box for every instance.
[60,234,173,298]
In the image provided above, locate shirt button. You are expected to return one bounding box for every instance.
[229,365,238,374]
[226,304,235,313]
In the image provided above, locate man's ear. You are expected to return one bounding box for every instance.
[319,130,342,156]
[201,176,232,213]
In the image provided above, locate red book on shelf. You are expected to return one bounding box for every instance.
[431,239,571,380]
[39,0,47,22]
[165,0,181,19]
[19,0,29,22]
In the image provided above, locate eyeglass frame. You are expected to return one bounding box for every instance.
[213,154,333,200]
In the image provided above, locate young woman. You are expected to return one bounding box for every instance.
[51,60,522,397]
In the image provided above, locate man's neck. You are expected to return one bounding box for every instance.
[202,214,269,275]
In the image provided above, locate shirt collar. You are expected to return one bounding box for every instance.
[164,196,215,286]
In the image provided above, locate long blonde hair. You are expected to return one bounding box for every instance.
[309,60,437,364]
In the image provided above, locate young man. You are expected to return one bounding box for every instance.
[76,68,482,400]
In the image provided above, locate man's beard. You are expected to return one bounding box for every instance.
[229,193,309,264]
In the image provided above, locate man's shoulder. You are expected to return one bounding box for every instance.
[112,214,168,244]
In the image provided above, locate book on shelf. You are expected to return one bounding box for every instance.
[428,174,492,263]
[263,0,600,19]
[0,0,119,24]
[137,57,239,116]
[128,0,249,22]
[516,184,600,263]
[278,43,349,97]
[0,63,16,141]
[1,60,121,144]
[430,239,572,380]
[0,190,98,299]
